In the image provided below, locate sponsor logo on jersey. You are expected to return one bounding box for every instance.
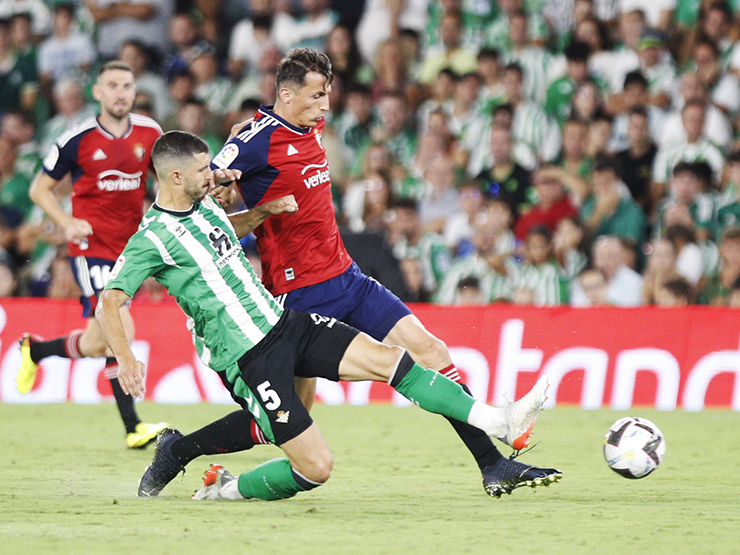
[276,411,290,424]
[212,143,239,168]
[301,160,330,189]
[314,128,323,149]
[285,268,295,281]
[97,170,142,191]
[287,144,298,156]
[92,148,107,161]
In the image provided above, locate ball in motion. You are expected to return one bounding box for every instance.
[603,417,665,479]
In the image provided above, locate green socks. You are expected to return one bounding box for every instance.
[393,363,476,423]
[237,458,313,500]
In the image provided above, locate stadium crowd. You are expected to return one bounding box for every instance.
[3,0,740,307]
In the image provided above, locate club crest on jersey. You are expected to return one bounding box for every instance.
[212,143,239,168]
[97,170,142,191]
[314,128,323,149]
[134,144,146,160]
[301,160,330,189]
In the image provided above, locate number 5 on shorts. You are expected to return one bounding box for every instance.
[257,381,281,410]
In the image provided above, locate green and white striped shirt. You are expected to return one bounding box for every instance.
[106,195,284,373]
[508,259,568,306]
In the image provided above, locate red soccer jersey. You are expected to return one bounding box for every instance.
[43,114,161,260]
[212,107,352,295]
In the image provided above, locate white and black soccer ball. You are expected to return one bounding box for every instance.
[603,417,666,479]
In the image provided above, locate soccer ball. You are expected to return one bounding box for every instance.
[603,417,666,479]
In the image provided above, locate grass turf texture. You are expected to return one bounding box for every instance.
[1,403,738,555]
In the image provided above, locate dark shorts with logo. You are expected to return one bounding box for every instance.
[278,262,412,342]
[219,309,359,445]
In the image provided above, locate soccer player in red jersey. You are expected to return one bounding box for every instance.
[138,49,561,498]
[16,61,169,449]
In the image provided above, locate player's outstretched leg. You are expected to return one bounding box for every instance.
[138,428,186,497]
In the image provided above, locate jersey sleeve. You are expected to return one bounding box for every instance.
[105,230,167,297]
[42,137,80,181]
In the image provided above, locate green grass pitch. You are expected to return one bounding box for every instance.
[1,402,738,555]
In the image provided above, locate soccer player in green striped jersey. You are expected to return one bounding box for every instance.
[97,131,560,501]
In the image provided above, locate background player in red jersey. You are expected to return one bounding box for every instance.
[16,61,169,449]
[138,49,560,499]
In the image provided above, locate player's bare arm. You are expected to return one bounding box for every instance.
[228,195,299,238]
[29,171,93,244]
[209,168,242,207]
[96,288,147,398]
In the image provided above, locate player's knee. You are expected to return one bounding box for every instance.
[412,334,449,369]
[300,450,333,484]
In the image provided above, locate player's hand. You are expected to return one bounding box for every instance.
[263,194,298,215]
[212,168,242,185]
[229,118,254,140]
[62,217,93,245]
[117,359,147,399]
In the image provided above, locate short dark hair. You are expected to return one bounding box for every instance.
[593,153,619,173]
[623,70,648,90]
[152,131,209,173]
[660,277,694,302]
[276,48,333,90]
[98,60,133,78]
[564,40,591,62]
[504,62,524,79]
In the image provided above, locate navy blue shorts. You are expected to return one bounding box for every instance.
[70,256,126,317]
[275,262,411,342]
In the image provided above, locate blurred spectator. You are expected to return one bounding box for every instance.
[571,235,644,306]
[418,9,478,84]
[655,276,694,306]
[664,222,715,286]
[0,16,38,114]
[161,11,210,81]
[188,42,233,116]
[1,109,40,182]
[343,142,395,228]
[355,0,427,65]
[37,3,95,101]
[577,267,610,305]
[227,0,293,81]
[571,80,604,124]
[118,40,171,120]
[503,10,553,104]
[657,72,732,152]
[175,98,222,155]
[614,106,658,215]
[38,78,97,155]
[553,215,588,281]
[477,124,535,221]
[443,179,486,255]
[369,90,417,171]
[485,0,548,54]
[653,101,725,201]
[477,48,505,112]
[0,0,50,37]
[727,275,740,307]
[418,154,461,234]
[332,83,375,167]
[325,24,372,87]
[509,225,568,305]
[585,110,612,157]
[455,275,486,305]
[545,40,606,126]
[85,0,174,61]
[435,202,517,304]
[289,0,337,51]
[716,150,740,232]
[513,165,578,240]
[609,71,664,150]
[370,37,412,101]
[0,136,32,226]
[580,154,647,245]
[698,224,740,304]
[692,39,740,116]
[654,161,715,240]
[642,237,682,304]
[387,198,452,300]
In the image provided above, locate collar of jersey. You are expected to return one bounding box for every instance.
[258,105,311,135]
[153,202,198,217]
[95,115,133,140]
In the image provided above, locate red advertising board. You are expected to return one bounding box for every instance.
[0,299,738,410]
